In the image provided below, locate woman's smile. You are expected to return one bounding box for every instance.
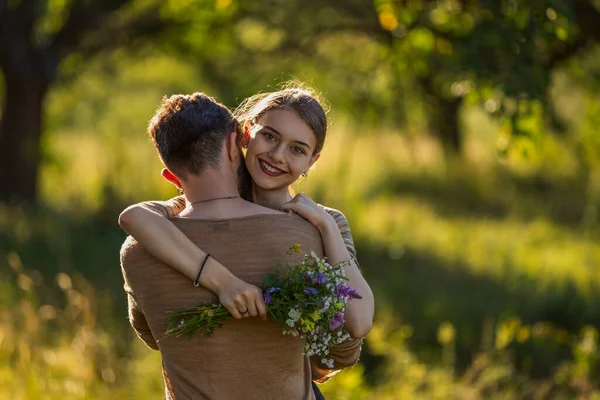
[258,158,287,177]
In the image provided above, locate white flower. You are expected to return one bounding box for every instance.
[286,319,295,327]
[288,308,302,322]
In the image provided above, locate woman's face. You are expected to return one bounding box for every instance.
[245,108,320,192]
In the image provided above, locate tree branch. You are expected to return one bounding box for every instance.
[547,37,589,70]
[573,0,600,42]
[49,0,134,59]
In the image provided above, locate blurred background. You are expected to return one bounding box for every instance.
[2,0,600,398]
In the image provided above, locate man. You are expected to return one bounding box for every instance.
[120,93,361,399]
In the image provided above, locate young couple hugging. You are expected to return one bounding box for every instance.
[119,86,375,399]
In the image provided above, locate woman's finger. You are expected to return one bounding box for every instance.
[225,303,242,319]
[279,202,298,212]
[244,300,257,317]
[255,295,267,320]
[233,297,251,318]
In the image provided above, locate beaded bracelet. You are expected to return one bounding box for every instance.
[193,254,211,287]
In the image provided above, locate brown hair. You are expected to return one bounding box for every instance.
[233,85,328,154]
[148,92,240,178]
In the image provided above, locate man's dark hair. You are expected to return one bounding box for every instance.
[148,92,240,178]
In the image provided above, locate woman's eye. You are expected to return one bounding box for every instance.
[292,146,306,155]
[264,132,276,141]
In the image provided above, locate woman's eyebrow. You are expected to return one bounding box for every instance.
[261,125,281,136]
[294,140,311,150]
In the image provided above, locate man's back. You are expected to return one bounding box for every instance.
[121,213,324,400]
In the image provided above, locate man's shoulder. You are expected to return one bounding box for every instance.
[120,235,138,255]
[167,212,317,230]
[120,235,148,267]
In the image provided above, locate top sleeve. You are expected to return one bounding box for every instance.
[310,337,363,383]
[139,195,187,218]
[323,207,360,266]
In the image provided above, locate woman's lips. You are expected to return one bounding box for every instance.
[258,159,286,177]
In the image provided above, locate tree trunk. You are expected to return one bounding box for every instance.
[418,77,463,155]
[433,96,462,155]
[0,74,48,203]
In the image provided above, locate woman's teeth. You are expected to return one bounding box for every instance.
[260,160,284,174]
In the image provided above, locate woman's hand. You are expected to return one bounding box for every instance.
[214,274,267,320]
[279,194,334,231]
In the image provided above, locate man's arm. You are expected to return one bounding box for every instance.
[120,241,159,350]
[127,291,159,350]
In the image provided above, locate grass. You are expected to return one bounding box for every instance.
[2,261,599,399]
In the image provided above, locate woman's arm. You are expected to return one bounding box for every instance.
[118,199,267,320]
[280,195,375,339]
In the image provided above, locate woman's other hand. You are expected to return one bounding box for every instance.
[279,194,334,231]
[214,274,267,321]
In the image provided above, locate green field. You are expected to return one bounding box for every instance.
[2,49,600,398]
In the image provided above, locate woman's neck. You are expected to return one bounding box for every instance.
[252,185,292,210]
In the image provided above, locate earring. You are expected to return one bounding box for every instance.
[301,172,307,177]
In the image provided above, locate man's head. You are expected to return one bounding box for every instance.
[147,92,245,191]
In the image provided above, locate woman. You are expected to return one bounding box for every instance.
[119,86,374,389]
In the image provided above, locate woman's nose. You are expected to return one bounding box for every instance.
[269,144,285,163]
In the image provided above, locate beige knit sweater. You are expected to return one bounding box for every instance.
[120,213,362,400]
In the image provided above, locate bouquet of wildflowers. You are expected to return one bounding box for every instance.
[164,245,361,368]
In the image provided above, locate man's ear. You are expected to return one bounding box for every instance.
[161,168,182,189]
[242,120,253,145]
[227,131,239,162]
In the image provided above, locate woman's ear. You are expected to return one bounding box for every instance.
[307,152,320,171]
[161,168,182,189]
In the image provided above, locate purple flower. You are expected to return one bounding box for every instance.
[263,291,272,305]
[263,287,280,305]
[304,287,317,295]
[348,289,361,299]
[329,319,341,331]
[313,273,327,285]
[329,312,345,331]
[335,284,351,298]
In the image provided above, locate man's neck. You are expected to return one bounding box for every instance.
[251,185,292,211]
[181,169,238,203]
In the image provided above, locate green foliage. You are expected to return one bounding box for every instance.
[3,0,600,397]
[164,303,230,339]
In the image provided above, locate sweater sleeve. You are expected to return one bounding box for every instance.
[121,238,159,351]
[127,292,159,350]
[310,337,363,383]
